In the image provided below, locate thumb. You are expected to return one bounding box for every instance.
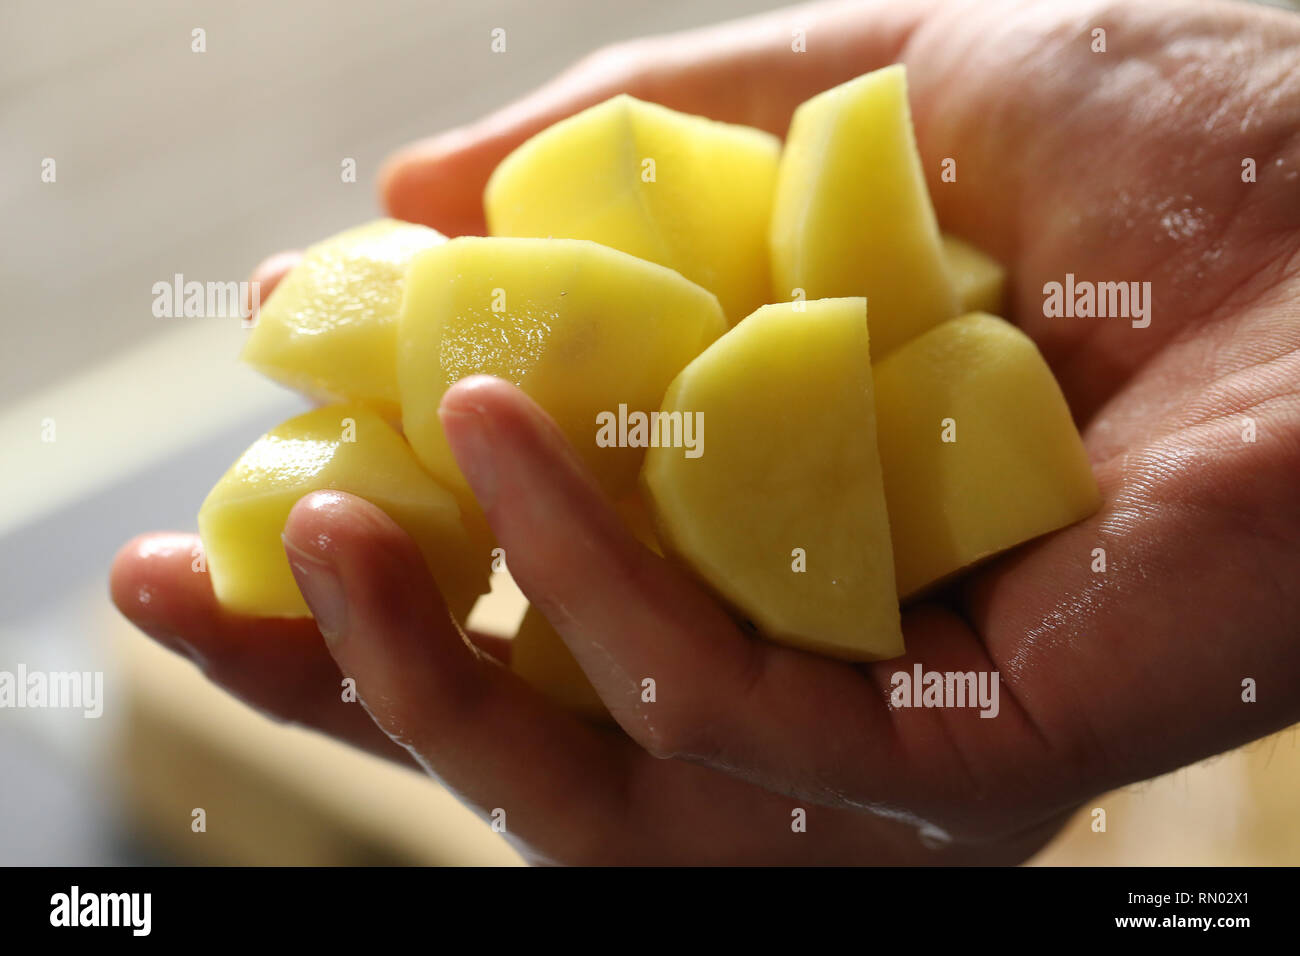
[279,490,634,852]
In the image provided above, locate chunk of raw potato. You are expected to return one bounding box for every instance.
[198,404,488,619]
[770,65,957,358]
[873,313,1101,597]
[942,235,1006,315]
[485,94,779,324]
[399,237,727,500]
[242,220,445,415]
[510,607,610,723]
[643,298,903,661]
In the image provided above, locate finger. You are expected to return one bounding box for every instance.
[111,532,512,748]
[281,490,652,863]
[279,490,1065,861]
[380,0,934,235]
[437,376,1068,837]
[437,377,770,731]
[109,532,409,763]
[463,628,511,666]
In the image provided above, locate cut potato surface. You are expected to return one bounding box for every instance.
[643,298,903,661]
[198,404,488,619]
[242,219,445,415]
[770,65,957,358]
[873,313,1101,597]
[510,607,610,723]
[485,94,779,324]
[942,235,1006,315]
[399,237,727,500]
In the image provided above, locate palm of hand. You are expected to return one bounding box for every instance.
[112,0,1300,864]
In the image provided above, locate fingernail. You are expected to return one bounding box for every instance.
[284,537,348,646]
[439,403,498,510]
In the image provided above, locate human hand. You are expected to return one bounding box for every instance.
[113,0,1300,864]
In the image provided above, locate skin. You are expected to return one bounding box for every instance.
[112,0,1300,864]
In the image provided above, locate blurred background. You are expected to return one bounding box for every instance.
[1,0,1297,865]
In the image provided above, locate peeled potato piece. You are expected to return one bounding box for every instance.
[198,404,488,619]
[643,298,903,661]
[942,235,1006,315]
[770,65,957,357]
[242,219,446,415]
[486,94,779,324]
[398,237,726,501]
[873,313,1101,597]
